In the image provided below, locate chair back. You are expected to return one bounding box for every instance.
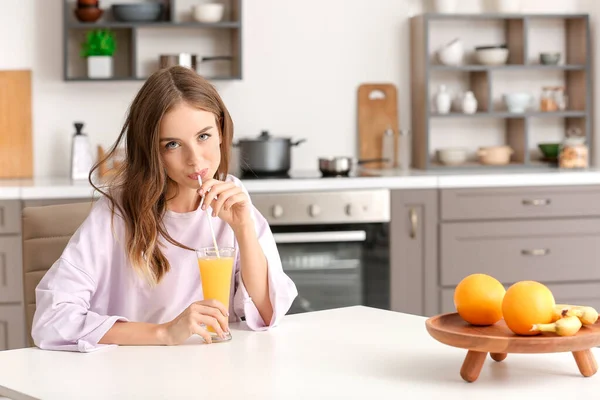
[22,202,93,346]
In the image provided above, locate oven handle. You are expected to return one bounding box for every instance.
[272,230,367,244]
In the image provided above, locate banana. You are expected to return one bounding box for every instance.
[531,315,582,336]
[551,304,570,322]
[566,306,599,325]
[551,304,598,325]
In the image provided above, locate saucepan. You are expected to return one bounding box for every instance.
[318,156,389,177]
[159,53,233,70]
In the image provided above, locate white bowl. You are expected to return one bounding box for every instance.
[438,38,464,66]
[503,92,532,113]
[475,48,509,65]
[437,148,468,165]
[478,145,514,165]
[192,3,224,23]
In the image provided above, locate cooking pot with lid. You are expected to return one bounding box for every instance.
[235,130,306,174]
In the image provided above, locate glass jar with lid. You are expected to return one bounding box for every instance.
[553,86,568,111]
[558,127,588,169]
[540,86,557,112]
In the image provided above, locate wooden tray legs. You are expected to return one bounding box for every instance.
[460,351,507,382]
[572,349,598,377]
[460,351,487,382]
[460,349,598,382]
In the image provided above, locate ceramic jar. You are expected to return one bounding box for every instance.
[462,91,478,114]
[435,85,452,114]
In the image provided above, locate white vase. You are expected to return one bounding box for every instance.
[87,56,113,79]
[435,85,452,114]
[495,0,521,13]
[434,0,457,13]
[462,91,478,114]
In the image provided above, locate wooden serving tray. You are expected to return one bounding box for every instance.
[425,313,600,382]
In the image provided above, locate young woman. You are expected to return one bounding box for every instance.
[31,66,298,352]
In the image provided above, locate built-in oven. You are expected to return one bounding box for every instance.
[251,189,390,314]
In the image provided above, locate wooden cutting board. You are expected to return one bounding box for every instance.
[357,83,399,168]
[0,70,32,178]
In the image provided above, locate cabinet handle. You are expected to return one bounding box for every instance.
[522,198,551,206]
[0,206,4,227]
[521,248,550,256]
[409,208,418,239]
[0,253,5,286]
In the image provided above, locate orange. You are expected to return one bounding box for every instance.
[502,281,555,336]
[454,274,506,326]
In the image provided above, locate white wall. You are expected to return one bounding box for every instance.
[0,0,595,177]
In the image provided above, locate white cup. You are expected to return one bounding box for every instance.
[193,3,225,23]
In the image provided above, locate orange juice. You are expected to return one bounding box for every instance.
[198,256,234,332]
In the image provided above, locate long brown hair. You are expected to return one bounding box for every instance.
[90,66,234,286]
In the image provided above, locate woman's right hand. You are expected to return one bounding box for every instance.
[159,299,229,345]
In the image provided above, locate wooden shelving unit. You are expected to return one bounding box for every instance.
[410,13,592,170]
[62,0,242,81]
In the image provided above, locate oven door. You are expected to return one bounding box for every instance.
[272,223,389,314]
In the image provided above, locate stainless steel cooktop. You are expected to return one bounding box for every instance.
[237,169,381,180]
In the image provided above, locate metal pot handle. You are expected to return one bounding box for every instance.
[292,139,307,146]
[356,158,389,164]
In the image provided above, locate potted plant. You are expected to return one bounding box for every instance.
[80,29,116,79]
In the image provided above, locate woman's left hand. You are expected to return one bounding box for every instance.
[198,179,252,231]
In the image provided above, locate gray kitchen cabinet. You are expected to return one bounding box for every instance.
[437,185,600,316]
[0,304,25,351]
[0,200,25,350]
[440,185,600,221]
[545,283,600,311]
[22,198,96,208]
[0,201,21,235]
[0,237,23,303]
[440,218,600,286]
[390,189,438,317]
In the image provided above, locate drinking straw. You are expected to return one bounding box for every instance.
[198,175,220,258]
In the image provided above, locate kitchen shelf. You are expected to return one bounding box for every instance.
[430,111,587,118]
[425,13,590,20]
[429,161,528,170]
[67,21,241,29]
[64,75,241,82]
[62,0,243,82]
[430,64,586,71]
[410,13,592,170]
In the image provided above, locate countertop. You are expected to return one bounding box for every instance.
[3,168,600,200]
[1,306,598,399]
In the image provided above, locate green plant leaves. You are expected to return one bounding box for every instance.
[80,29,116,58]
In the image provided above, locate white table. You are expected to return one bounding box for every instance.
[0,306,599,399]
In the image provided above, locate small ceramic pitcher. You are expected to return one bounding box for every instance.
[461,91,478,114]
[435,85,452,114]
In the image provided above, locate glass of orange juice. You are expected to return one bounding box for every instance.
[196,246,235,342]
